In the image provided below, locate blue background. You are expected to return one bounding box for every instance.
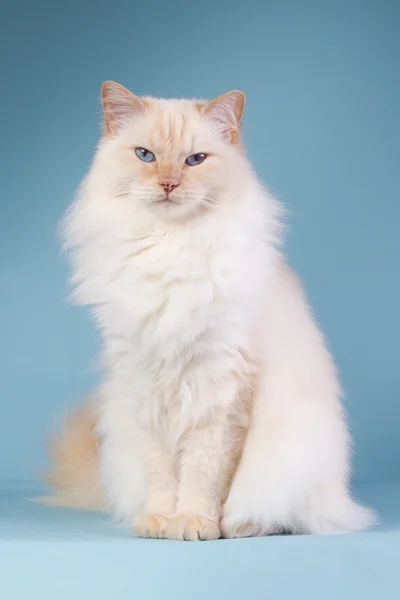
[0,0,399,486]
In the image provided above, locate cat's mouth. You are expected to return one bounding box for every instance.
[154,196,178,205]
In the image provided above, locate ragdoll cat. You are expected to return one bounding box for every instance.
[43,81,376,540]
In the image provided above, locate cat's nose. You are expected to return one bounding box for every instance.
[159,180,179,194]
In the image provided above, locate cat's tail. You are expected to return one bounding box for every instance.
[300,486,378,535]
[37,398,104,511]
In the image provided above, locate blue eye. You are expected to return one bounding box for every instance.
[185,153,207,166]
[135,147,155,163]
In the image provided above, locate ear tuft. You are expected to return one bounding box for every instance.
[101,81,145,135]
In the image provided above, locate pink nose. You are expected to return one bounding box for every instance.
[159,180,179,194]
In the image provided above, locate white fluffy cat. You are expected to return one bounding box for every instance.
[43,81,376,540]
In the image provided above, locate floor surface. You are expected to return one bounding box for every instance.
[1,481,399,599]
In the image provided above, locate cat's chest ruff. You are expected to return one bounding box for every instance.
[125,231,236,316]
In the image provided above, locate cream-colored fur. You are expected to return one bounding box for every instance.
[43,82,376,539]
[41,400,103,510]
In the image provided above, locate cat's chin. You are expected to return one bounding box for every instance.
[147,199,205,221]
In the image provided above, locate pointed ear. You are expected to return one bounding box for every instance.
[202,90,246,143]
[101,81,145,135]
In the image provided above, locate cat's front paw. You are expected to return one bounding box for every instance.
[166,514,220,541]
[132,513,169,539]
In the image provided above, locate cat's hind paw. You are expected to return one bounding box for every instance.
[221,516,287,538]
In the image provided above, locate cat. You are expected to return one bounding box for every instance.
[42,81,376,540]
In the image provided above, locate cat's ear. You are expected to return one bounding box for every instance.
[101,81,145,136]
[202,91,246,144]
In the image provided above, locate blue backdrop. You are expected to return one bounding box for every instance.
[1,0,399,484]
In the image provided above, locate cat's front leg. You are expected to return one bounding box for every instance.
[132,434,178,539]
[166,409,240,541]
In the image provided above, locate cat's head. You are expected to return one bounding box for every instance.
[97,81,246,221]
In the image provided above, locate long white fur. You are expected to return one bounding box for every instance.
[60,86,375,539]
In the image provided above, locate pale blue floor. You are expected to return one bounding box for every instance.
[0,481,399,600]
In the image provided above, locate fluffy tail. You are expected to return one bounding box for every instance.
[38,399,104,511]
[303,487,378,535]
